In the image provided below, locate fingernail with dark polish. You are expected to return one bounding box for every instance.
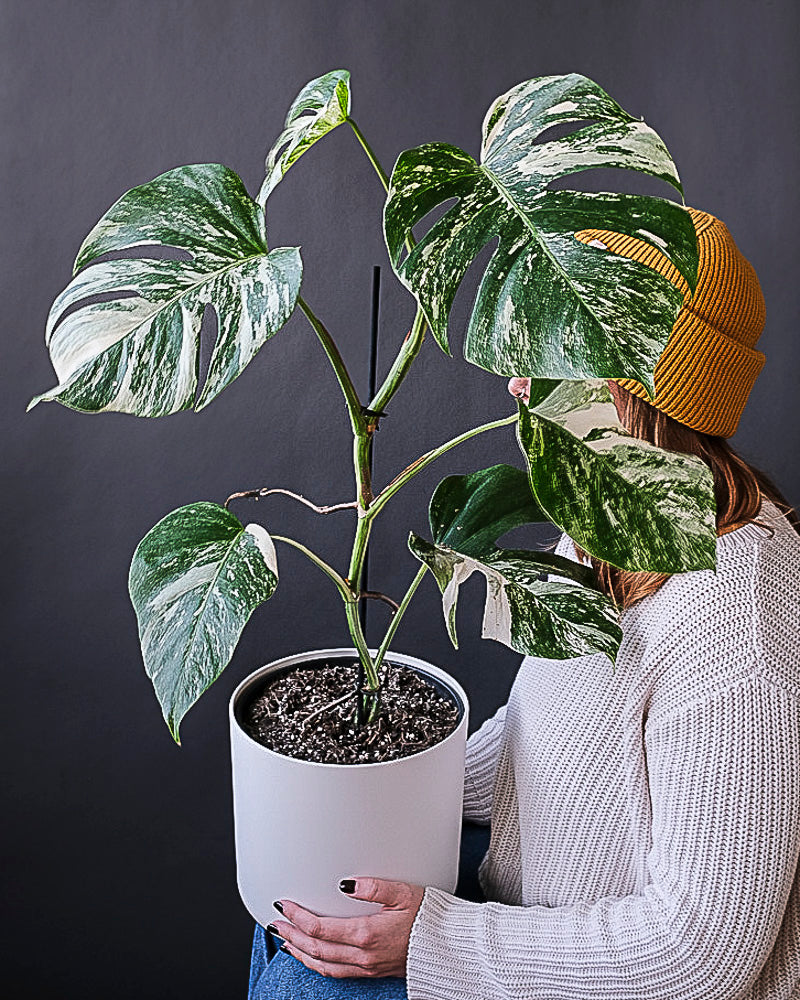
[266,923,278,936]
[279,943,290,955]
[273,900,284,914]
[339,879,356,894]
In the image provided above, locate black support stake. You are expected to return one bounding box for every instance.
[357,265,381,724]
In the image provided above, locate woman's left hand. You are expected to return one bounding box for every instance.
[270,877,425,979]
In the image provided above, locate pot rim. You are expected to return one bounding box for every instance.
[229,647,469,770]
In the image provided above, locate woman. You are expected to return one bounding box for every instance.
[249,209,800,999]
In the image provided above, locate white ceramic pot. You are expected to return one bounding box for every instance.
[229,647,469,924]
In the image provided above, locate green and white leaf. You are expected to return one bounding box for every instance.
[410,464,622,661]
[517,379,717,573]
[429,462,547,557]
[129,502,278,743]
[29,164,302,416]
[72,163,269,272]
[384,73,699,393]
[258,69,351,208]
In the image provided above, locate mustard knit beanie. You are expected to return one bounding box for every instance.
[575,208,766,438]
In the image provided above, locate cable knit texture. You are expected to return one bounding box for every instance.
[406,500,800,999]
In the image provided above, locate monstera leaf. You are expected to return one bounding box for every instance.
[29,164,302,416]
[258,69,351,208]
[129,502,279,743]
[517,379,717,573]
[384,73,699,393]
[409,464,622,661]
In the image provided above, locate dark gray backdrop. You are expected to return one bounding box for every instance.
[4,1,798,997]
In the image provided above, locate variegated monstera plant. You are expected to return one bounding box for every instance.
[30,71,716,743]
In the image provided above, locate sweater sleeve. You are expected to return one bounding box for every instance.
[407,674,800,1000]
[462,704,507,823]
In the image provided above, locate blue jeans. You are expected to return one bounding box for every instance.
[247,822,489,998]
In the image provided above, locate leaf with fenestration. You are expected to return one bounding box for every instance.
[517,379,717,572]
[258,69,351,208]
[384,73,698,393]
[410,464,622,661]
[129,502,278,743]
[29,164,302,417]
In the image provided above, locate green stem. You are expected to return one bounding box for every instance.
[368,412,520,520]
[346,115,416,262]
[347,515,373,592]
[344,516,379,686]
[345,600,375,681]
[353,433,373,511]
[297,295,365,435]
[367,306,427,417]
[373,565,427,676]
[346,117,390,193]
[272,535,354,605]
[346,117,423,418]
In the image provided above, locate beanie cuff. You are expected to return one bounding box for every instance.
[613,311,766,437]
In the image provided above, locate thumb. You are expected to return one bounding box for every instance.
[339,876,414,908]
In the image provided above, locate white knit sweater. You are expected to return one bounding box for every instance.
[407,500,800,999]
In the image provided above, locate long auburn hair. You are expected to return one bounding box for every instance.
[570,381,800,610]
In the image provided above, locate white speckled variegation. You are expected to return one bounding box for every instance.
[129,502,278,743]
[517,379,717,573]
[409,464,622,661]
[257,69,351,209]
[383,74,699,394]
[29,164,302,417]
